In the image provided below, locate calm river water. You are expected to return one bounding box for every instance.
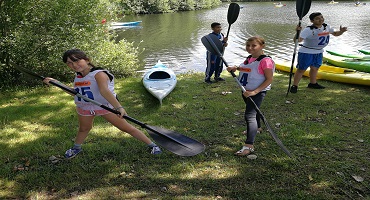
[116,1,370,74]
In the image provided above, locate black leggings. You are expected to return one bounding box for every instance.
[242,91,267,145]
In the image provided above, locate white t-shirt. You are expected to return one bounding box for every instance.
[298,24,335,54]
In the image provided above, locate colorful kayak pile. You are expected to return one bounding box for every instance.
[324,50,370,73]
[275,60,370,86]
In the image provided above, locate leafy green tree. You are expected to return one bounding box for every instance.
[0,0,222,89]
[0,0,141,89]
[119,0,221,14]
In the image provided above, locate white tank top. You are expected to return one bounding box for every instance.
[73,69,116,110]
[238,56,274,91]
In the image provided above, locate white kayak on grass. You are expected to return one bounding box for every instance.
[142,60,177,105]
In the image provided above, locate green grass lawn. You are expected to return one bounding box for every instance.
[0,71,369,199]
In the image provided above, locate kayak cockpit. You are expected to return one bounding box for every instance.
[149,71,171,79]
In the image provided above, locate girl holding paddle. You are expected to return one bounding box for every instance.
[227,36,275,156]
[43,49,162,159]
[290,12,347,93]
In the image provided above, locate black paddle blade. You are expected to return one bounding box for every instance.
[201,35,223,56]
[201,34,230,67]
[296,0,312,19]
[227,3,240,24]
[146,125,205,156]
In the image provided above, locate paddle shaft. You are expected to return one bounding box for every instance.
[217,26,230,68]
[217,27,230,68]
[287,0,312,96]
[218,3,240,68]
[286,22,302,97]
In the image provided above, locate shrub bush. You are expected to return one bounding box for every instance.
[0,0,141,89]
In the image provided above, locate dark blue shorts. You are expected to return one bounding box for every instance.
[296,52,323,70]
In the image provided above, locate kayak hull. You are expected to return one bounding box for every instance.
[143,61,177,105]
[359,49,370,55]
[326,50,370,60]
[275,60,370,86]
[323,54,370,73]
[111,21,142,27]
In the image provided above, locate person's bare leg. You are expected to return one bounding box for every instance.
[102,113,152,144]
[74,115,94,144]
[293,69,306,86]
[309,66,318,84]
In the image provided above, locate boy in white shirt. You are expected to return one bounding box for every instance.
[290,12,347,93]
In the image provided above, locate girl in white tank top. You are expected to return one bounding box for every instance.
[43,49,162,158]
[227,36,275,156]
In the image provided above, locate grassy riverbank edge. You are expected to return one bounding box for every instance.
[0,71,369,199]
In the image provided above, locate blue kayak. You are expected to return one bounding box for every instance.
[111,21,142,27]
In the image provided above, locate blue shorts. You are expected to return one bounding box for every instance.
[296,52,323,70]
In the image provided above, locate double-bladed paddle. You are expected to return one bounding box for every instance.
[201,34,293,158]
[14,65,205,157]
[286,0,312,97]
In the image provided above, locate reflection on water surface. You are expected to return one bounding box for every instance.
[116,2,370,73]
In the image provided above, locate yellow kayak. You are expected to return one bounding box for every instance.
[275,60,370,86]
